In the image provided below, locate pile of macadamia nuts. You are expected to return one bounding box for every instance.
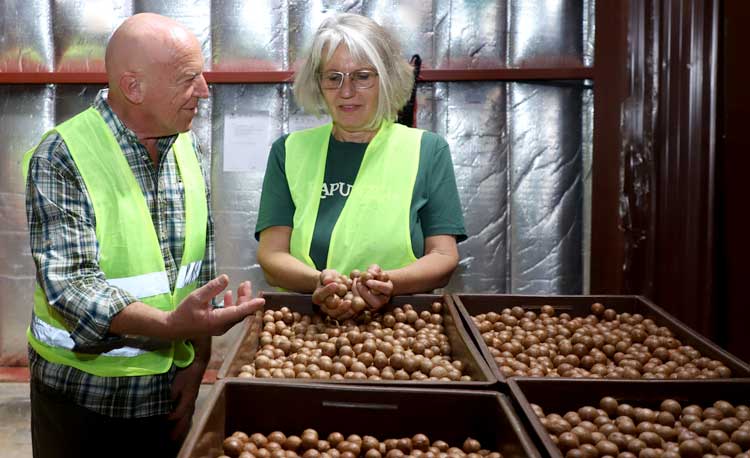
[471,302,732,379]
[220,429,503,458]
[534,397,750,458]
[236,302,473,381]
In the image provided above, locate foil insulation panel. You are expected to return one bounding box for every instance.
[0,0,593,363]
[0,86,55,365]
[419,81,592,294]
[134,0,213,67]
[420,82,510,293]
[583,0,596,67]
[434,0,507,69]
[54,85,104,121]
[52,0,134,72]
[582,86,594,293]
[0,0,54,72]
[508,0,584,67]
[508,82,585,294]
[212,0,287,71]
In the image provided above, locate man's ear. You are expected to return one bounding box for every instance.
[119,72,144,104]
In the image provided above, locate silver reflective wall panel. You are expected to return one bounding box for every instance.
[54,85,104,122]
[420,81,590,294]
[135,0,213,67]
[420,82,510,292]
[583,0,596,67]
[509,0,584,66]
[0,86,55,365]
[193,96,214,171]
[582,86,593,293]
[0,0,54,72]
[212,0,287,70]
[52,0,134,71]
[508,82,584,294]
[288,85,329,132]
[434,0,506,69]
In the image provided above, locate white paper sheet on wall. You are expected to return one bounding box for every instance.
[222,114,270,172]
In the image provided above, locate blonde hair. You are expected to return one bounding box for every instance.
[292,13,414,130]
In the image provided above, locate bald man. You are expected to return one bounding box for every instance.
[23,13,263,458]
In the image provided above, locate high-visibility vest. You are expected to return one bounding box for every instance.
[23,107,207,377]
[286,121,422,274]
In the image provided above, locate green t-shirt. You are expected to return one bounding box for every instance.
[255,130,467,270]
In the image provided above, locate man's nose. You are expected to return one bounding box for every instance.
[194,75,209,98]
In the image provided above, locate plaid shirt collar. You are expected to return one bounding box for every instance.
[93,89,177,156]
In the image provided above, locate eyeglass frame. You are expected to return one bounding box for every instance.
[318,69,379,90]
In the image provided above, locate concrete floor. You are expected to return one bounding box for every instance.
[0,384,30,458]
[0,382,215,458]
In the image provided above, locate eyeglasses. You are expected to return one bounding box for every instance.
[319,70,379,90]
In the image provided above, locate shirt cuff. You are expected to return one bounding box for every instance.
[67,286,137,347]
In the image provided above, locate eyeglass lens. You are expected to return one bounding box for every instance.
[321,70,377,89]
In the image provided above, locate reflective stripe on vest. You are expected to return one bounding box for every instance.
[108,271,171,298]
[31,315,147,357]
[286,121,422,274]
[103,259,202,298]
[23,108,207,377]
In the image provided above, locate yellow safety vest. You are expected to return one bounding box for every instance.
[23,108,207,377]
[286,121,422,274]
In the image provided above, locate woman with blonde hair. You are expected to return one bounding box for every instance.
[256,13,466,319]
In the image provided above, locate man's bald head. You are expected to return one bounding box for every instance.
[105,13,199,86]
[104,13,208,138]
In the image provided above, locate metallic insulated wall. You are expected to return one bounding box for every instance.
[0,1,54,72]
[52,0,133,71]
[0,86,54,365]
[507,82,585,294]
[0,0,593,365]
[420,81,591,294]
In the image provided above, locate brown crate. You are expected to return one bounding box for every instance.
[217,293,495,388]
[180,379,541,458]
[508,378,750,458]
[452,294,750,384]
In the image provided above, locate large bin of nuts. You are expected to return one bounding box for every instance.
[452,294,750,384]
[217,293,495,388]
[179,379,542,458]
[508,378,750,458]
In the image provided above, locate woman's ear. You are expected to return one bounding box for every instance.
[119,72,144,104]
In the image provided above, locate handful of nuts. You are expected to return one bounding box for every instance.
[220,429,503,458]
[534,397,750,458]
[319,265,391,318]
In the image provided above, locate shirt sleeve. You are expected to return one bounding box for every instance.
[419,132,468,242]
[26,134,137,348]
[254,134,295,240]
